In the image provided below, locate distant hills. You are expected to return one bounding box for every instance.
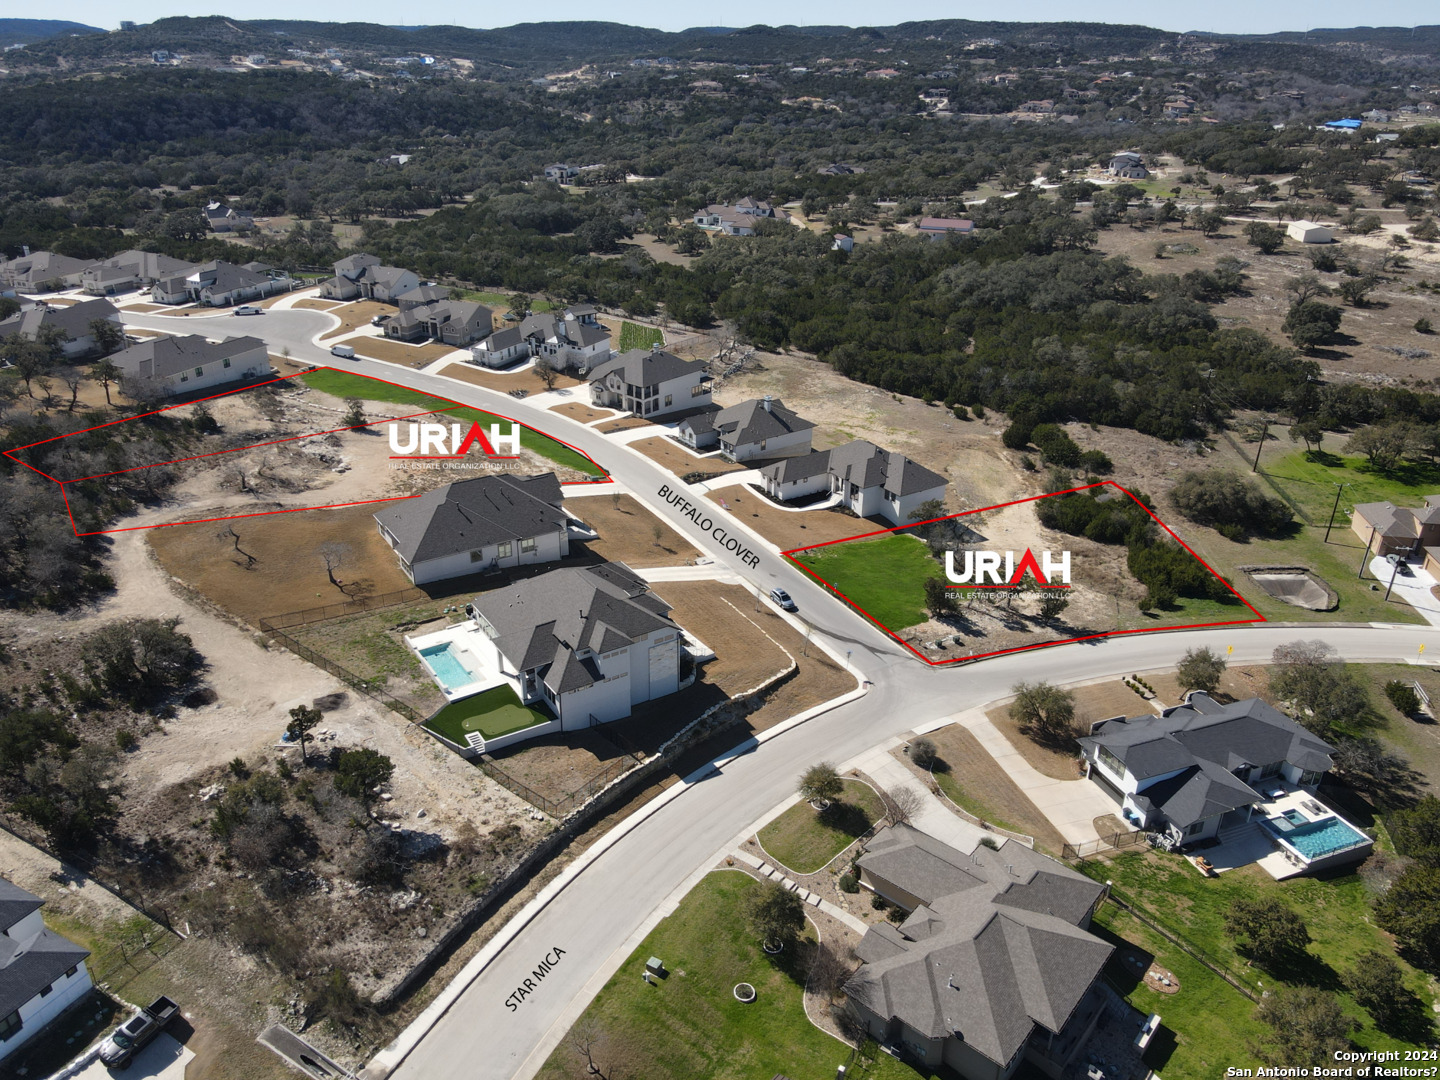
[0,18,105,48]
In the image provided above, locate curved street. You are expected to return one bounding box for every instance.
[120,305,1438,1080]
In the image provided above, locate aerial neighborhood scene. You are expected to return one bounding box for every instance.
[4,3,1440,1079]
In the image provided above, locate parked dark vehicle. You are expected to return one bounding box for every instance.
[98,996,179,1068]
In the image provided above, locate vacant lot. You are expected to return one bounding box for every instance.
[534,871,921,1080]
[596,416,654,433]
[707,486,878,551]
[794,533,942,630]
[549,401,615,423]
[757,778,883,874]
[631,435,747,477]
[316,300,392,339]
[566,491,703,567]
[653,580,793,694]
[439,361,584,392]
[898,726,1066,853]
[352,337,457,365]
[148,502,415,624]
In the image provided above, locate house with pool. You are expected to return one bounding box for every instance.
[410,562,689,751]
[374,473,592,586]
[1078,693,1372,878]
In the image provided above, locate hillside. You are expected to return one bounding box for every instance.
[0,18,104,48]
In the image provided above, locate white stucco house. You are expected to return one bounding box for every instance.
[465,561,682,727]
[318,253,420,302]
[759,439,948,525]
[587,345,711,418]
[677,395,814,462]
[373,473,575,585]
[110,334,271,397]
[0,878,92,1063]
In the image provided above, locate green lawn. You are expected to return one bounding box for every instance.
[298,369,602,475]
[1264,448,1440,521]
[1080,850,1434,1056]
[793,534,942,631]
[758,779,885,874]
[617,321,665,352]
[425,684,555,743]
[534,871,930,1080]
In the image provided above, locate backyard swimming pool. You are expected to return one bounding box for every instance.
[419,642,478,694]
[1278,816,1369,860]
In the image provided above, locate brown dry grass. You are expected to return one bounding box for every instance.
[549,401,615,423]
[352,337,456,365]
[652,580,794,694]
[565,492,702,566]
[293,298,341,312]
[439,361,584,392]
[986,704,1083,781]
[631,435,746,476]
[895,728,1066,853]
[1071,680,1156,725]
[118,301,167,313]
[147,502,414,624]
[704,487,880,551]
[316,300,393,339]
[596,416,654,434]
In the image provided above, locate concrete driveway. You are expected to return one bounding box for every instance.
[1368,555,1440,626]
[70,1034,193,1080]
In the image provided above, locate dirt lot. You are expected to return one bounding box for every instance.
[293,298,341,312]
[148,503,415,624]
[986,704,1085,781]
[440,361,585,393]
[353,337,457,365]
[705,486,883,551]
[548,400,616,423]
[891,730,1066,853]
[565,490,703,566]
[631,435,747,477]
[316,300,392,340]
[596,416,654,433]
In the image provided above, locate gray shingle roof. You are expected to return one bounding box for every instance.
[1,251,95,286]
[374,473,566,564]
[0,298,119,344]
[189,260,267,294]
[587,348,708,387]
[759,439,945,496]
[847,825,1109,1068]
[0,878,89,1020]
[480,326,524,353]
[0,880,43,933]
[110,334,267,380]
[472,562,676,697]
[713,398,814,447]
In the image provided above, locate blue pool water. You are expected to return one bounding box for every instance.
[420,643,476,693]
[1282,808,1307,826]
[1283,816,1368,860]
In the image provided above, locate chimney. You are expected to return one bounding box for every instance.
[650,341,660,353]
[762,394,773,413]
[21,245,30,257]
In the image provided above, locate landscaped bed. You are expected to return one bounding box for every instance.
[533,871,924,1080]
[425,684,555,744]
[757,778,884,874]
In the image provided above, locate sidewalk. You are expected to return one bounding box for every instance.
[847,743,987,854]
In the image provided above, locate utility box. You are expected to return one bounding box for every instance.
[645,956,665,977]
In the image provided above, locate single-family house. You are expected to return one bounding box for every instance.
[693,204,757,236]
[759,439,947,525]
[110,334,271,397]
[1106,152,1149,179]
[677,396,814,462]
[831,233,854,253]
[0,298,122,360]
[1351,497,1440,558]
[319,254,419,303]
[170,261,292,307]
[1324,118,1363,131]
[465,561,681,727]
[916,217,975,238]
[0,878,93,1063]
[543,163,580,181]
[394,284,450,310]
[0,251,95,292]
[844,824,1112,1080]
[1286,220,1332,244]
[80,245,195,295]
[1361,109,1391,123]
[517,307,613,372]
[1078,694,1346,848]
[385,300,493,346]
[204,201,254,233]
[472,326,528,368]
[733,196,778,218]
[374,473,572,585]
[587,346,712,417]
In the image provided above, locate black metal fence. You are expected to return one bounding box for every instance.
[260,587,429,631]
[478,745,645,820]
[261,624,423,723]
[1102,887,1259,1002]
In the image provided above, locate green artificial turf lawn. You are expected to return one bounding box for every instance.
[425,684,553,742]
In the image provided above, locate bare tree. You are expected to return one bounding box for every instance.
[217,524,257,569]
[568,1018,614,1078]
[880,784,926,826]
[319,542,351,590]
[534,356,559,391]
[225,463,251,493]
[59,367,85,412]
[809,940,857,999]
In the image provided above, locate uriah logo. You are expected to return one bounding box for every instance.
[388,420,522,458]
[945,548,1071,588]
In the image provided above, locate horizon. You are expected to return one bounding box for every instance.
[23,5,1440,39]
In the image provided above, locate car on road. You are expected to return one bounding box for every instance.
[233,305,262,316]
[769,587,797,611]
[330,344,357,359]
[99,995,179,1068]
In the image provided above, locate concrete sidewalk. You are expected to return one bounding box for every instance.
[848,742,987,855]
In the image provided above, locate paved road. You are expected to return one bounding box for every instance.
[120,308,1440,1080]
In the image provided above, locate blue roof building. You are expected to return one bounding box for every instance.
[1324,118,1363,130]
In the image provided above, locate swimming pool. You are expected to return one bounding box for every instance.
[1281,808,1307,826]
[419,643,478,693]
[1282,816,1369,860]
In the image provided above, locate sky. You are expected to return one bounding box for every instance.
[44,0,1440,37]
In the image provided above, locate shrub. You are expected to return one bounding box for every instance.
[870,892,889,910]
[1170,470,1293,537]
[908,736,938,769]
[114,729,137,752]
[1078,449,1113,474]
[1385,680,1422,716]
[980,836,1001,850]
[1001,420,1033,450]
[839,873,860,894]
[1418,318,1433,334]
[952,404,970,420]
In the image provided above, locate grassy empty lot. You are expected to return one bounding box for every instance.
[757,779,884,874]
[426,684,555,743]
[1265,448,1440,520]
[1081,850,1434,1056]
[534,871,927,1080]
[439,361,583,392]
[793,534,942,631]
[616,321,665,352]
[299,369,602,476]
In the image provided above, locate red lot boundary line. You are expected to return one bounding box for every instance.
[780,481,1265,666]
[2,369,613,539]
